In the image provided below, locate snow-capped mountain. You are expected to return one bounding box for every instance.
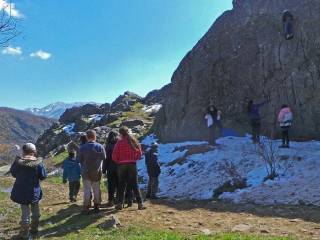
[25,102,95,119]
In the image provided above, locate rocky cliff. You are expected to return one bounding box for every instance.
[155,0,320,142]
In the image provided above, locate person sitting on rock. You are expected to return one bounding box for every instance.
[78,130,106,214]
[112,126,145,210]
[102,131,119,207]
[10,143,47,239]
[278,104,293,148]
[247,97,270,144]
[145,142,161,200]
[63,143,81,203]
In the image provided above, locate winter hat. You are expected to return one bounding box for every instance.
[22,143,37,155]
[67,141,78,153]
[151,142,158,149]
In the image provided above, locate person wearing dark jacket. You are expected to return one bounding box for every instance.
[112,126,145,210]
[10,143,47,239]
[247,98,269,143]
[102,131,119,206]
[78,130,106,214]
[145,143,161,199]
[63,144,81,203]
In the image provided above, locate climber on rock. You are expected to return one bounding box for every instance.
[283,10,294,40]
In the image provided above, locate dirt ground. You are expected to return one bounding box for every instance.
[1,176,320,239]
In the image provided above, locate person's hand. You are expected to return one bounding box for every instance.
[63,179,67,184]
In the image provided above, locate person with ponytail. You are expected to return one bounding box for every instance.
[112,126,145,210]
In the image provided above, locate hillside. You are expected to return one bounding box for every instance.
[0,107,54,164]
[156,0,320,142]
[26,102,95,119]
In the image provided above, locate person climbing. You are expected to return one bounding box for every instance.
[112,126,145,210]
[145,142,161,200]
[283,10,294,40]
[63,143,81,203]
[78,130,106,214]
[278,104,293,148]
[102,131,119,207]
[205,104,222,145]
[247,97,270,143]
[10,143,47,239]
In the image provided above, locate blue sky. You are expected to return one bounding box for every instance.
[0,0,232,109]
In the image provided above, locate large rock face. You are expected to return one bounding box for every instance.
[155,0,320,142]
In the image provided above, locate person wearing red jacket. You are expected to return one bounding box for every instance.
[112,126,145,210]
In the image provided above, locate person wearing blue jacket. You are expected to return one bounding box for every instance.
[63,143,81,203]
[145,143,161,199]
[10,143,47,239]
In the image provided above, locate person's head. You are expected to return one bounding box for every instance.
[150,142,158,152]
[80,134,88,145]
[281,104,289,109]
[119,126,140,150]
[86,130,97,142]
[67,142,77,158]
[107,131,118,145]
[22,143,37,157]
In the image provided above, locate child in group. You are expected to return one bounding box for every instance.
[63,143,81,202]
[10,143,47,239]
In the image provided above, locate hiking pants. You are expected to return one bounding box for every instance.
[251,120,261,143]
[208,125,216,145]
[69,181,80,200]
[105,170,118,203]
[147,176,159,198]
[21,203,40,224]
[116,164,142,205]
[83,179,101,206]
[281,126,290,146]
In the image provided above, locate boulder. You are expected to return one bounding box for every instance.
[155,0,320,142]
[121,119,145,128]
[111,91,143,112]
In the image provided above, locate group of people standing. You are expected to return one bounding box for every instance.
[205,97,293,148]
[9,126,161,239]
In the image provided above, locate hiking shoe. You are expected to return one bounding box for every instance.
[30,220,39,234]
[93,204,100,214]
[115,204,123,211]
[138,203,146,210]
[106,201,114,207]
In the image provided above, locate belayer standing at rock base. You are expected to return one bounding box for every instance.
[205,102,222,146]
[278,104,293,148]
[10,143,47,239]
[145,142,161,200]
[112,126,145,210]
[247,97,270,144]
[78,130,106,214]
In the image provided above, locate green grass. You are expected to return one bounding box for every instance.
[41,226,295,240]
[52,151,68,166]
[46,175,62,184]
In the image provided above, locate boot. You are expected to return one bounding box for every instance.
[115,204,123,211]
[13,223,30,240]
[93,203,100,214]
[138,203,146,210]
[81,205,90,215]
[30,219,39,234]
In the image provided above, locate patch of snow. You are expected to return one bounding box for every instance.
[88,114,104,122]
[62,123,75,135]
[143,104,162,113]
[138,135,320,206]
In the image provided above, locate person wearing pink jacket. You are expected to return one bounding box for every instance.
[278,105,293,148]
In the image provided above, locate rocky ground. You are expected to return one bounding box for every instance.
[0,176,319,240]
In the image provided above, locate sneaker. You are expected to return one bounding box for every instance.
[138,203,146,210]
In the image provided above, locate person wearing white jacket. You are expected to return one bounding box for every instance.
[278,104,293,148]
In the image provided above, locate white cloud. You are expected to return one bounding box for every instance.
[0,0,23,18]
[30,50,52,60]
[2,46,22,55]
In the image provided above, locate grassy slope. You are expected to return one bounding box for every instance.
[0,177,297,240]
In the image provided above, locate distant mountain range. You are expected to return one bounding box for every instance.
[0,107,54,164]
[25,102,96,119]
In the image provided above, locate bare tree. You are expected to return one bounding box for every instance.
[0,3,20,48]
